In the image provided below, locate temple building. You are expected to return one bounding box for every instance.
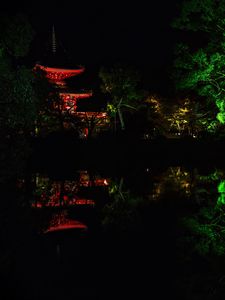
[35,26,109,137]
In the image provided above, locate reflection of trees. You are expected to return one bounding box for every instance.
[175,168,225,299]
[102,178,144,234]
[150,167,193,200]
[178,169,225,258]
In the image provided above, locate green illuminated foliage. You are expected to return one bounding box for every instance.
[0,14,48,137]
[178,169,225,258]
[173,0,225,132]
[181,208,225,257]
[217,180,225,206]
[107,103,117,116]
[99,64,143,130]
[0,14,50,179]
[217,194,225,205]
[218,181,225,194]
[102,178,144,233]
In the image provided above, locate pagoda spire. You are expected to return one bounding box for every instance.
[52,25,56,54]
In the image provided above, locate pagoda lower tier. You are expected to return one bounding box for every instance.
[35,63,93,113]
[35,61,109,136]
[60,91,93,112]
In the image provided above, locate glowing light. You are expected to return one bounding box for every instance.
[103,179,109,185]
[76,112,109,119]
[75,199,95,205]
[31,203,42,208]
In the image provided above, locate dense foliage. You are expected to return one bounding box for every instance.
[173,0,225,133]
[99,64,143,131]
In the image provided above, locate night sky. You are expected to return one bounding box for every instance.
[4,1,183,94]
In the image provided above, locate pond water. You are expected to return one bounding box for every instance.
[3,163,225,299]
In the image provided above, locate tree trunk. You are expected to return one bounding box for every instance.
[118,108,125,130]
[114,112,117,133]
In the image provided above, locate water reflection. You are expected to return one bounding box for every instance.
[26,166,225,238]
[150,166,192,199]
[31,170,109,208]
[13,166,225,298]
[176,168,225,259]
[44,210,88,233]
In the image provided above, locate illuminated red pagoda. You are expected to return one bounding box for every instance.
[35,26,93,113]
[35,26,109,134]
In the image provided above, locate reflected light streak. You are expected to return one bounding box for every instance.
[45,220,88,233]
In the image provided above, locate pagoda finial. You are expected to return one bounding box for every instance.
[52,25,56,54]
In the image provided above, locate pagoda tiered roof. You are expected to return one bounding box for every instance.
[35,26,109,125]
[35,64,85,84]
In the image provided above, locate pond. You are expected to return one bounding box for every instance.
[3,161,225,299]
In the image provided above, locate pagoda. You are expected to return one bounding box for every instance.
[35,26,108,135]
[35,26,93,112]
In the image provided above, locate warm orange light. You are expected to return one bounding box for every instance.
[104,179,109,185]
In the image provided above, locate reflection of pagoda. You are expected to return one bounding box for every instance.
[44,210,88,234]
[35,26,108,135]
[31,171,109,208]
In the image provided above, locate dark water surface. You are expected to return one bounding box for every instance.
[2,146,225,299]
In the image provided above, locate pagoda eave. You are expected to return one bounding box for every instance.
[60,92,93,99]
[36,64,85,74]
[35,64,85,82]
[76,112,108,118]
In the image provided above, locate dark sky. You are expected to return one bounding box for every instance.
[5,1,183,94]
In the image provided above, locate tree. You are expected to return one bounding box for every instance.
[0,14,51,183]
[180,169,225,258]
[99,64,143,131]
[102,177,144,234]
[165,97,210,137]
[0,13,33,58]
[76,112,109,139]
[172,0,225,134]
[144,94,170,137]
[0,15,48,267]
[0,13,49,139]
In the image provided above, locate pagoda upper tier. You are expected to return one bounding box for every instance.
[34,26,94,116]
[35,64,85,85]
